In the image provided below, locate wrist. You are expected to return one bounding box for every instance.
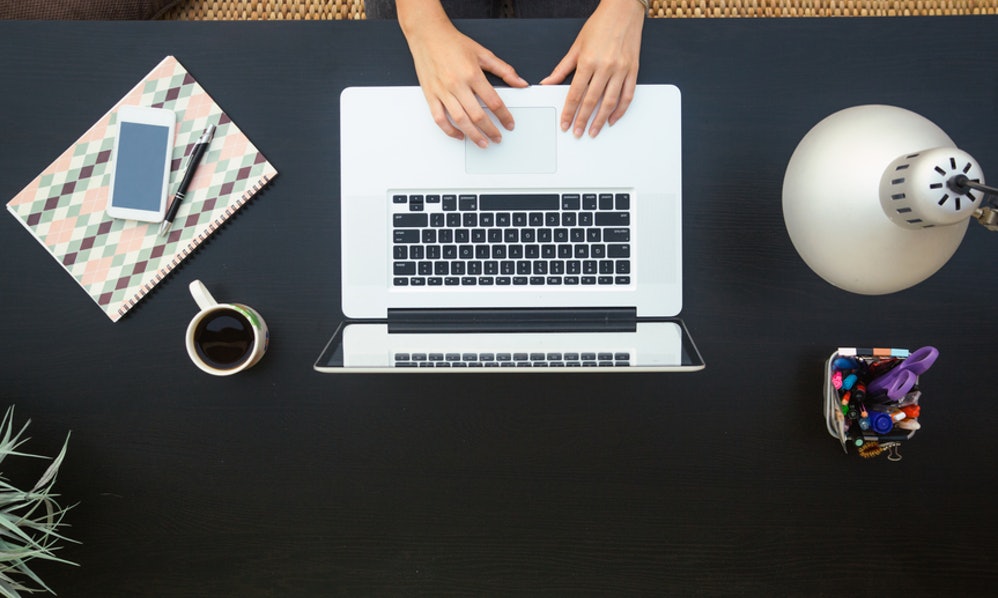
[397,0,451,37]
[600,0,649,17]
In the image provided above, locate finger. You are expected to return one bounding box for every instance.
[560,67,591,133]
[453,87,506,147]
[607,71,638,128]
[539,49,578,86]
[479,52,529,88]
[571,71,609,138]
[473,81,516,132]
[441,93,492,148]
[588,74,627,138]
[426,98,465,141]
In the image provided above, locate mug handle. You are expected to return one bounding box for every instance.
[189,279,218,311]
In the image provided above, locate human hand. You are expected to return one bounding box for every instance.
[399,1,529,148]
[539,0,646,138]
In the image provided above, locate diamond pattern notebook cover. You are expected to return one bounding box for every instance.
[6,55,278,322]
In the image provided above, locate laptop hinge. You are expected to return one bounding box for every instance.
[387,308,637,333]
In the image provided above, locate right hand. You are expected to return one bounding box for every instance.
[400,8,529,148]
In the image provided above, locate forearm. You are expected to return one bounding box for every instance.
[397,0,451,38]
[601,0,649,17]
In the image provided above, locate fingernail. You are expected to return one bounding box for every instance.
[477,139,488,149]
[574,127,583,138]
[561,121,569,132]
[589,127,600,138]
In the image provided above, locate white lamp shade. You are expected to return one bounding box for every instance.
[782,105,970,295]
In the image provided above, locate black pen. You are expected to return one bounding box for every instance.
[159,124,215,236]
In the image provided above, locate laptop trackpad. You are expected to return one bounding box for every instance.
[465,107,557,175]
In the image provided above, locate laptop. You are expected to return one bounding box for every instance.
[314,84,703,372]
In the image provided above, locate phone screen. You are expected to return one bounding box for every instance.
[111,122,171,211]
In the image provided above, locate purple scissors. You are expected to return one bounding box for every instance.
[867,346,939,401]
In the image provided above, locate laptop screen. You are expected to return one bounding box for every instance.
[314,319,704,373]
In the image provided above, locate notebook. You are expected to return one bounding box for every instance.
[315,85,703,372]
[6,55,277,322]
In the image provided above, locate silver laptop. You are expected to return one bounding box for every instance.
[315,84,703,372]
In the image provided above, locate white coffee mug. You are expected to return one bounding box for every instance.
[185,280,269,376]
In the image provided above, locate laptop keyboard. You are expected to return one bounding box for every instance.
[391,191,632,288]
[393,351,632,367]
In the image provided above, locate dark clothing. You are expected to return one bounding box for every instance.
[364,0,601,19]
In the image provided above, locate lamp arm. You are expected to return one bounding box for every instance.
[950,174,998,198]
[948,175,998,231]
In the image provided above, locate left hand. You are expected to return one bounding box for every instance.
[539,0,646,138]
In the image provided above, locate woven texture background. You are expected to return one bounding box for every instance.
[161,0,998,19]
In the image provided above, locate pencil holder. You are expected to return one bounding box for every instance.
[823,346,937,461]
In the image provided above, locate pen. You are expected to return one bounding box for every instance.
[159,124,215,236]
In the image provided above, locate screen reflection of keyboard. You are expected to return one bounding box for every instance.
[394,351,632,367]
[391,191,632,288]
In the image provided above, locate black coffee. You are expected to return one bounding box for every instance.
[194,310,254,369]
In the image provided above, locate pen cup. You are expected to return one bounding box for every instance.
[824,346,927,458]
[185,280,269,376]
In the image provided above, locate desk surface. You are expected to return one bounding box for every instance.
[2,17,997,596]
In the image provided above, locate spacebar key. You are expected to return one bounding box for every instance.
[479,194,560,211]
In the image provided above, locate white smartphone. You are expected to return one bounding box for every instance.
[106,105,176,222]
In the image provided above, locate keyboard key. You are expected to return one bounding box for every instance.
[608,244,630,258]
[393,194,407,204]
[599,193,614,210]
[394,230,420,244]
[394,246,408,259]
[480,194,559,211]
[394,213,427,227]
[393,277,408,286]
[615,276,630,285]
[562,194,581,210]
[442,195,457,210]
[603,228,630,242]
[583,194,598,210]
[459,195,478,210]
[615,193,630,210]
[394,262,416,275]
[596,212,630,226]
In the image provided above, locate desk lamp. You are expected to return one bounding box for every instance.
[782,105,998,294]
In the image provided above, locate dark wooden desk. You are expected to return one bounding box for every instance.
[2,17,997,596]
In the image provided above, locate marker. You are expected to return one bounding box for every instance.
[160,124,215,236]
